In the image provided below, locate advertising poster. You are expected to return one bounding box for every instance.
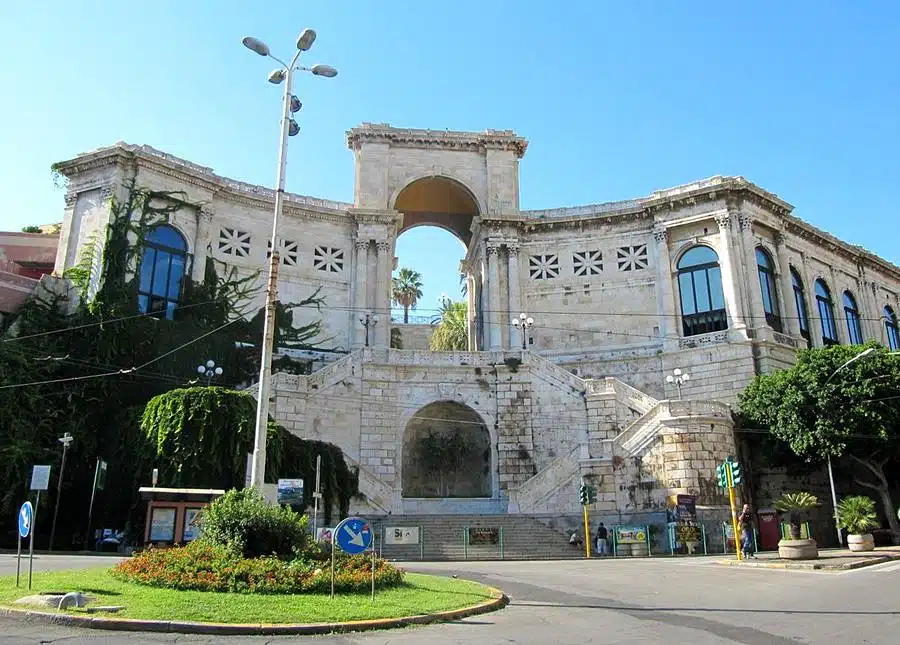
[150,507,176,541]
[385,527,420,545]
[615,526,647,544]
[183,508,202,542]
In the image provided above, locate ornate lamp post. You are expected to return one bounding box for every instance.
[359,313,379,347]
[197,359,224,385]
[666,368,690,399]
[511,312,534,350]
[242,29,338,491]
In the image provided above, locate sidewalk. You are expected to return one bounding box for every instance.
[718,545,900,571]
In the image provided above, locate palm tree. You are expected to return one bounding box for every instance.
[431,299,468,351]
[773,491,819,540]
[391,268,423,324]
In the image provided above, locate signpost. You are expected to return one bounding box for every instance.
[24,464,50,589]
[86,458,107,551]
[16,501,33,587]
[717,457,744,561]
[332,516,375,601]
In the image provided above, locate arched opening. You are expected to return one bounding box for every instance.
[843,291,863,344]
[676,245,727,337]
[402,401,491,498]
[138,224,188,320]
[791,267,811,347]
[390,177,478,349]
[815,279,839,345]
[755,247,782,332]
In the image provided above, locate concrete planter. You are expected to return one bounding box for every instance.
[777,538,818,560]
[847,533,875,552]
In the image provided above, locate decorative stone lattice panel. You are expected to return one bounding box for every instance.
[267,239,300,266]
[617,244,648,271]
[217,227,251,258]
[573,250,603,277]
[313,246,345,273]
[528,254,559,280]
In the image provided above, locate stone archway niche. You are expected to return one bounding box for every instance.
[393,176,479,246]
[402,401,491,498]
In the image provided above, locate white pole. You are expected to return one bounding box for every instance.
[312,455,321,537]
[827,455,842,546]
[86,458,100,551]
[250,51,301,491]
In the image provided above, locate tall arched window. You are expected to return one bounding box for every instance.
[756,248,781,332]
[815,279,838,346]
[677,246,727,337]
[138,225,188,320]
[843,291,863,345]
[791,267,811,347]
[885,305,900,350]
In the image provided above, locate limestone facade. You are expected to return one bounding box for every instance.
[49,124,900,516]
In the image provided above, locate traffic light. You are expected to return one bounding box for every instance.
[716,463,727,489]
[587,486,597,504]
[579,483,589,506]
[731,460,743,486]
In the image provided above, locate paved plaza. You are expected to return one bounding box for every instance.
[1,553,898,644]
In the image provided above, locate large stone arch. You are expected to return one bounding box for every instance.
[391,176,481,246]
[401,400,492,498]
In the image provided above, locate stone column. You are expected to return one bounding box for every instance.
[774,232,801,338]
[375,240,392,348]
[857,262,880,341]
[353,239,370,349]
[739,214,766,330]
[714,214,746,331]
[829,266,850,345]
[465,268,477,351]
[191,207,214,283]
[506,242,522,349]
[653,226,676,344]
[486,241,502,350]
[801,254,823,347]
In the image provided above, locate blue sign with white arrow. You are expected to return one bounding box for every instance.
[334,516,373,554]
[18,502,33,539]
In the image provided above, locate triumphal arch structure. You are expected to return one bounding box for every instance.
[51,123,900,522]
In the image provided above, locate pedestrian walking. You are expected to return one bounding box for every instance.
[738,503,756,559]
[595,522,609,555]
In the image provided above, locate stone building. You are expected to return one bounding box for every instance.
[49,124,900,529]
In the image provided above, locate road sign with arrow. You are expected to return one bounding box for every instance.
[334,516,373,555]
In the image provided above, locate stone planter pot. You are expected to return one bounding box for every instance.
[778,538,818,560]
[847,533,875,552]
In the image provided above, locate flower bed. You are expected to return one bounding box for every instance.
[112,540,404,594]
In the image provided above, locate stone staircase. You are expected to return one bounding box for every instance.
[362,514,585,561]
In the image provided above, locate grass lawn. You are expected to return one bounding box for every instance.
[0,568,496,624]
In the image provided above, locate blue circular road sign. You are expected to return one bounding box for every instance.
[334,516,373,555]
[18,502,33,539]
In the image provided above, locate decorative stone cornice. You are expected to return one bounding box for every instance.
[346,123,528,158]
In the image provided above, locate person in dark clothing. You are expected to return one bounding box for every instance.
[738,504,756,559]
[595,522,609,555]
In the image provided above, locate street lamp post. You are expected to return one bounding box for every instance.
[511,312,534,350]
[665,368,690,399]
[359,313,379,347]
[49,432,74,551]
[197,359,224,386]
[242,30,337,491]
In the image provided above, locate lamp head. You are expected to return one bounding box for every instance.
[371,314,380,324]
[682,373,690,382]
[512,318,520,328]
[206,360,215,369]
[290,95,302,113]
[197,365,206,374]
[268,68,286,84]
[666,375,674,384]
[297,28,317,51]
[242,36,270,57]
[288,119,300,136]
[673,368,682,377]
[311,64,338,78]
[526,317,534,326]
[214,367,223,376]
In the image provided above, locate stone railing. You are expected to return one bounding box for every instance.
[611,379,658,414]
[272,350,359,393]
[514,445,583,513]
[346,459,393,514]
[665,399,732,420]
[363,348,512,368]
[524,351,587,393]
[772,330,802,349]
[616,403,668,456]
[678,330,729,349]
[522,199,644,219]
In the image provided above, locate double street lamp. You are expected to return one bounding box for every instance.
[359,313,379,347]
[512,312,534,350]
[243,30,338,491]
[666,368,690,399]
[197,359,223,385]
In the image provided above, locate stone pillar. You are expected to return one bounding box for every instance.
[353,239,370,349]
[774,232,801,338]
[506,242,522,349]
[653,226,676,344]
[375,239,392,348]
[190,207,214,283]
[857,262,880,341]
[802,255,823,347]
[714,214,746,331]
[486,241,502,350]
[739,215,766,330]
[829,266,850,345]
[466,270,477,351]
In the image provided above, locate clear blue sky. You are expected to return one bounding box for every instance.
[2,1,898,319]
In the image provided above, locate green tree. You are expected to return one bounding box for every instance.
[21,225,42,233]
[391,268,423,324]
[430,299,468,351]
[739,343,900,541]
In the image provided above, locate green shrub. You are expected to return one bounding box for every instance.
[198,488,311,558]
[836,496,879,535]
[112,541,404,594]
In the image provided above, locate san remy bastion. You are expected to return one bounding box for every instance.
[50,123,900,546]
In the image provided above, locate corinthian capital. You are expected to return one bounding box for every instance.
[652,227,668,244]
[738,214,752,231]
[485,240,501,256]
[375,240,392,253]
[714,213,732,230]
[355,238,370,251]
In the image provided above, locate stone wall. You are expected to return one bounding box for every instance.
[392,323,434,350]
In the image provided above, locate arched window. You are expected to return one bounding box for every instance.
[791,267,811,347]
[756,248,781,332]
[677,246,727,337]
[138,225,188,320]
[843,291,863,345]
[815,279,838,345]
[884,305,899,351]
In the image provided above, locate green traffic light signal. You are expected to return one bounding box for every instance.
[579,484,589,506]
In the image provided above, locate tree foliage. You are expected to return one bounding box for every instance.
[391,267,423,324]
[430,299,468,351]
[739,342,900,539]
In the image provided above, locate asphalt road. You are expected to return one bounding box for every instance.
[1,554,898,644]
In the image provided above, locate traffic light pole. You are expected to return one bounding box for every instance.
[583,503,592,559]
[728,484,742,561]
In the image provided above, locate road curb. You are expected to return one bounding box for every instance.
[0,585,508,636]
[716,555,898,571]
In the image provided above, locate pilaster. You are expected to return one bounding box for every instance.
[738,214,766,330]
[486,241,502,350]
[774,232,802,338]
[506,241,521,349]
[714,214,747,334]
[652,226,677,348]
[375,239,393,348]
[353,239,371,348]
[191,207,214,282]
